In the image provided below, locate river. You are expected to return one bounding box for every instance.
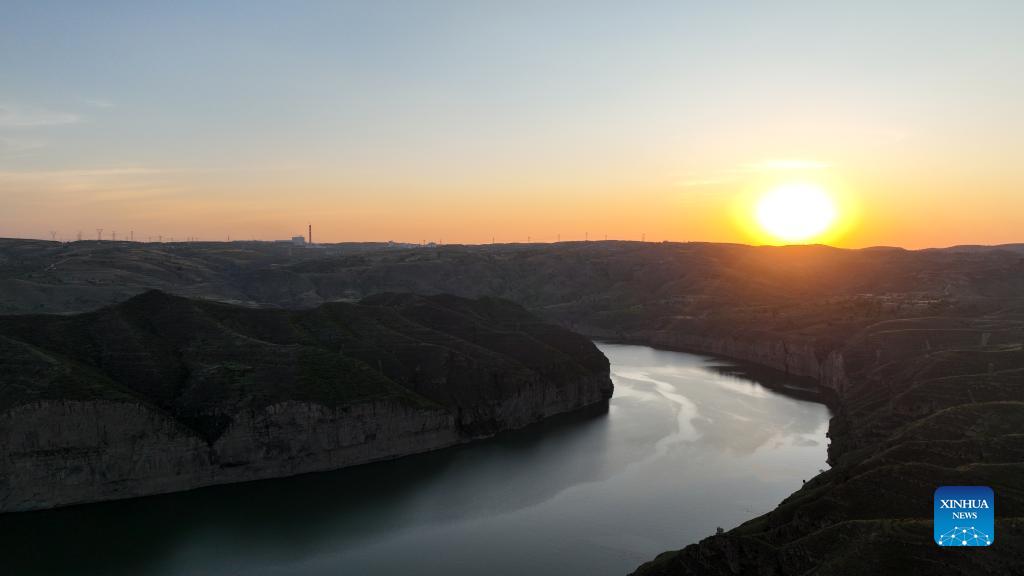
[1,343,831,575]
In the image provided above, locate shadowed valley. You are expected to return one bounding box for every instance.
[1,238,1022,574]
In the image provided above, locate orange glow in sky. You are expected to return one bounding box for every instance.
[2,3,1022,249]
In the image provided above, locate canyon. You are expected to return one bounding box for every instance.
[1,238,1022,574]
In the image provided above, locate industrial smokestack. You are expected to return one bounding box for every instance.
[308,223,312,246]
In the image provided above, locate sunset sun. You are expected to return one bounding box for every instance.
[755,183,838,243]
[2,4,1022,574]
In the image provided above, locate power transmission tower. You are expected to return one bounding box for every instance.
[130,230,134,242]
[77,231,82,241]
[112,231,116,241]
[96,228,103,241]
[50,231,56,241]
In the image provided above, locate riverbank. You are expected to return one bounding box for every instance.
[627,317,1024,575]
[2,239,1021,573]
[0,343,830,576]
[0,291,613,513]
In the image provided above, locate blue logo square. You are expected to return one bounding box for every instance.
[934,485,994,546]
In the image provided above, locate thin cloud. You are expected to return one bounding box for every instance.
[0,103,81,127]
[0,167,171,197]
[0,136,46,155]
[675,177,734,188]
[0,167,165,179]
[746,159,831,171]
[675,158,834,188]
[0,166,182,208]
[80,97,114,109]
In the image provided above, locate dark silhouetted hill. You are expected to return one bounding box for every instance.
[1,238,1022,573]
[0,290,611,512]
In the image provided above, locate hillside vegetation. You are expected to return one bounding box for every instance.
[1,238,1022,573]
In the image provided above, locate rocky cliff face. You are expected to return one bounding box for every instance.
[0,291,612,513]
[629,313,1024,576]
[0,398,457,511]
[3,239,1023,573]
[644,331,848,391]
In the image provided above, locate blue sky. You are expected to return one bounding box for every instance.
[2,1,1022,246]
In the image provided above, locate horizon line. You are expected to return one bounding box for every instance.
[1,235,1021,253]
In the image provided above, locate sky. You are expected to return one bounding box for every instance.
[2,1,1022,248]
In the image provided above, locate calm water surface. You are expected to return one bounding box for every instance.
[2,344,830,576]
